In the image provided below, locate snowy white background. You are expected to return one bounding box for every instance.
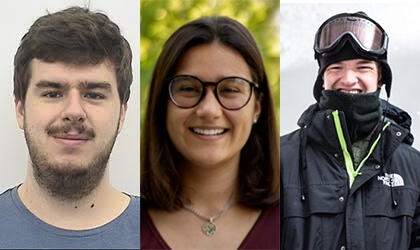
[280,2,420,149]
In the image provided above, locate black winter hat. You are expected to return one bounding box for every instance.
[313,12,392,102]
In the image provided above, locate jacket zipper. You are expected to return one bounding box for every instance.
[332,110,390,187]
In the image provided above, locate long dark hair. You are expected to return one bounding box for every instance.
[141,16,279,211]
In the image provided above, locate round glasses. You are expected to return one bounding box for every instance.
[168,75,259,110]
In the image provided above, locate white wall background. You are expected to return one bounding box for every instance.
[280,3,420,149]
[0,0,140,195]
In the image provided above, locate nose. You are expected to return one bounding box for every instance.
[61,90,86,123]
[195,88,223,119]
[340,69,358,86]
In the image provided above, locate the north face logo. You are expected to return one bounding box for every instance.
[377,173,405,187]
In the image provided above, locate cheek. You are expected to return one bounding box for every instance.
[228,107,254,133]
[93,107,121,131]
[166,103,187,144]
[24,104,57,128]
[370,75,380,90]
[362,74,379,92]
[323,73,336,89]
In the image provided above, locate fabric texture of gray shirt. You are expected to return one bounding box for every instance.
[0,185,140,249]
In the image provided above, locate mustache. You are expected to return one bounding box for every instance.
[46,122,95,138]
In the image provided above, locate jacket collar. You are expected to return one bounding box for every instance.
[296,101,412,163]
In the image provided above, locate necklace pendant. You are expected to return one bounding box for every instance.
[201,221,216,236]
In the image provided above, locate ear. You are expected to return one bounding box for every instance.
[117,103,128,134]
[253,93,263,123]
[15,98,24,130]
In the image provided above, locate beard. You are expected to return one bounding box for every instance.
[24,119,119,201]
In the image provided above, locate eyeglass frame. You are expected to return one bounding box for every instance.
[168,74,259,111]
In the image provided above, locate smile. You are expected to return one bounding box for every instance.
[339,89,361,94]
[191,128,227,136]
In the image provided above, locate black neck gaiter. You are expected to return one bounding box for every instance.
[318,89,381,143]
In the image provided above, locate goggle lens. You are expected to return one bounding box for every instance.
[316,15,387,54]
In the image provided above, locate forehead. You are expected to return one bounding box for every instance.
[28,59,117,88]
[175,43,251,81]
[329,58,378,66]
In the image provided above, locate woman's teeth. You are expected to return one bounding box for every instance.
[192,128,225,135]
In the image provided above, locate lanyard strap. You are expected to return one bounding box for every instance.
[332,110,390,187]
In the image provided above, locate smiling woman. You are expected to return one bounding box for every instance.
[140,16,280,249]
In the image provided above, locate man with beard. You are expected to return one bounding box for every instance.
[281,12,420,249]
[0,7,139,249]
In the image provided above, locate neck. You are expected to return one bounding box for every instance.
[18,160,129,230]
[180,155,240,215]
[318,89,381,142]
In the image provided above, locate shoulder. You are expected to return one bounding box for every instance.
[384,126,420,180]
[254,204,280,236]
[261,203,280,222]
[140,198,170,249]
[124,193,140,220]
[113,193,140,233]
[0,186,38,248]
[387,123,420,159]
[281,130,301,167]
[281,129,300,146]
[0,186,18,212]
[129,194,140,208]
[390,141,420,166]
[239,204,280,249]
[0,187,13,200]
[395,142,420,155]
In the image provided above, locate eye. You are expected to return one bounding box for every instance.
[220,87,240,93]
[179,85,200,92]
[84,92,105,100]
[327,66,342,71]
[358,66,374,70]
[172,80,202,97]
[42,91,63,98]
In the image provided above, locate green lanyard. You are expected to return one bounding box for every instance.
[332,110,390,187]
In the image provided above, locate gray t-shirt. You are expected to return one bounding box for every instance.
[0,186,140,249]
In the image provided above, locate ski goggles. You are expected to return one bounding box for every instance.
[314,13,388,56]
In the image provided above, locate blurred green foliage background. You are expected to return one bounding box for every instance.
[140,0,279,129]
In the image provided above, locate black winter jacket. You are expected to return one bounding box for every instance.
[281,101,420,250]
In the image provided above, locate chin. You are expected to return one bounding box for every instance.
[188,154,234,168]
[51,158,90,169]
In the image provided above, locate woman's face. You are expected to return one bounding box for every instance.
[166,43,261,168]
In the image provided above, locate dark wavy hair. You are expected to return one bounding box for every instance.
[141,16,279,211]
[14,6,132,104]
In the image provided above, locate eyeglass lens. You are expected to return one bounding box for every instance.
[169,76,252,109]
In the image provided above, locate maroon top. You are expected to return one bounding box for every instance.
[140,201,280,249]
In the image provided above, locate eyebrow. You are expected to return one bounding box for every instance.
[34,81,112,91]
[35,81,64,89]
[79,82,112,91]
[356,60,375,64]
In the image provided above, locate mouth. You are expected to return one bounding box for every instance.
[338,89,362,94]
[54,134,91,140]
[190,127,228,136]
[52,134,91,146]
